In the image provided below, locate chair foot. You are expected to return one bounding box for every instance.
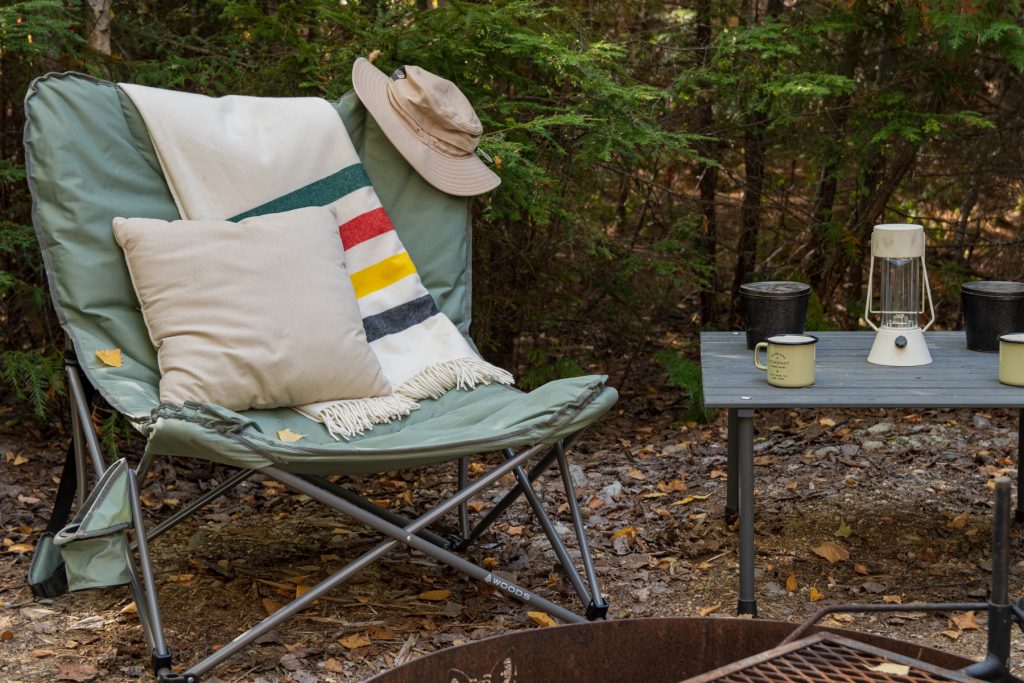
[725,507,738,527]
[586,598,609,621]
[1015,508,1024,524]
[157,672,197,683]
[737,599,758,617]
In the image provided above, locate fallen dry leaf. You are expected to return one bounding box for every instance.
[672,494,711,506]
[811,541,849,564]
[868,662,910,676]
[627,467,646,481]
[7,543,33,553]
[325,657,345,673]
[819,417,837,427]
[809,586,825,602]
[5,452,28,466]
[610,526,637,542]
[418,589,451,602]
[56,660,99,682]
[883,594,902,604]
[854,563,870,576]
[786,574,798,592]
[942,629,962,641]
[95,348,122,368]
[119,602,137,614]
[947,511,970,529]
[262,598,283,615]
[528,611,557,627]
[367,625,394,640]
[697,602,721,617]
[951,611,979,631]
[0,630,12,640]
[709,470,728,479]
[467,501,486,512]
[339,632,372,649]
[657,479,688,492]
[276,428,304,443]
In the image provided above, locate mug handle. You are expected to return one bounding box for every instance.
[754,342,769,371]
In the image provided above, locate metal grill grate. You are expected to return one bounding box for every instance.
[682,633,983,683]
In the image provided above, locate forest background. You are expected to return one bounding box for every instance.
[3,0,1024,438]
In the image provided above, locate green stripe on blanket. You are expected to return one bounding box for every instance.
[229,165,372,222]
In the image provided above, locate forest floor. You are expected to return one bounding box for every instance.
[2,388,1024,682]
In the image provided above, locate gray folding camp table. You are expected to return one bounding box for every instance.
[700,330,1024,617]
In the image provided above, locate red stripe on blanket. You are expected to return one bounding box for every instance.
[339,207,394,250]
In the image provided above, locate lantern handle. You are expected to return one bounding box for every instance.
[921,254,936,332]
[863,253,879,331]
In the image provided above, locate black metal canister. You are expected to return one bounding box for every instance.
[739,281,811,350]
[961,281,1024,352]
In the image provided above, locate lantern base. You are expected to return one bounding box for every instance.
[867,327,932,366]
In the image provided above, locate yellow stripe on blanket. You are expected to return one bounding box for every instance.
[350,252,417,299]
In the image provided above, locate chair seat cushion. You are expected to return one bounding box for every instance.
[113,205,392,410]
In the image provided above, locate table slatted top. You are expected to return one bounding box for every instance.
[700,331,1024,409]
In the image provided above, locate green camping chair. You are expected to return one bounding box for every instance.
[22,72,617,682]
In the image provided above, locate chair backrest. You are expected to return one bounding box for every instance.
[23,72,472,419]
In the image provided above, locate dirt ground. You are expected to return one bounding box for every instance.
[2,392,1024,682]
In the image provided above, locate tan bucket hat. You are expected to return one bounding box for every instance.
[352,57,500,197]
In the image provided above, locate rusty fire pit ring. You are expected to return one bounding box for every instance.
[365,617,1017,683]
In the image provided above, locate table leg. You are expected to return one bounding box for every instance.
[726,409,739,525]
[736,408,757,617]
[1017,409,1024,524]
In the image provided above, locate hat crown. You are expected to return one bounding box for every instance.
[390,66,482,154]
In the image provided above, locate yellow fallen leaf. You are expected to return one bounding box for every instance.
[642,492,668,499]
[120,601,138,614]
[627,467,646,481]
[952,611,979,631]
[657,479,687,492]
[786,573,798,592]
[819,417,837,427]
[869,662,910,675]
[854,563,870,575]
[276,428,304,443]
[320,554,342,563]
[947,511,970,529]
[528,611,557,627]
[482,556,498,570]
[698,602,721,617]
[5,452,28,466]
[811,541,849,564]
[325,657,345,673]
[941,629,962,641]
[418,589,450,601]
[467,501,486,512]
[6,543,33,553]
[610,526,637,542]
[809,586,825,602]
[672,494,711,506]
[339,632,372,649]
[96,348,123,367]
[883,594,902,604]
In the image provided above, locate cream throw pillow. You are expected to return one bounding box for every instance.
[113,205,392,411]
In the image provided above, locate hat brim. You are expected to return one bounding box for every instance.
[352,58,500,198]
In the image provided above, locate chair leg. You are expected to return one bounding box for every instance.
[458,456,471,541]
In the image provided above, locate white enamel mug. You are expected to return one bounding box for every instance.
[753,334,818,388]
[999,333,1024,386]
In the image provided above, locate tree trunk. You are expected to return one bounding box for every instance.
[729,0,783,318]
[694,0,719,327]
[82,0,112,56]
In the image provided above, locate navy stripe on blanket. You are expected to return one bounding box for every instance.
[229,164,372,221]
[363,294,439,342]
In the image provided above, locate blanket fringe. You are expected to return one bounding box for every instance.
[397,357,514,401]
[317,394,419,440]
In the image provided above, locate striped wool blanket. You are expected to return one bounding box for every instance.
[119,84,512,438]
